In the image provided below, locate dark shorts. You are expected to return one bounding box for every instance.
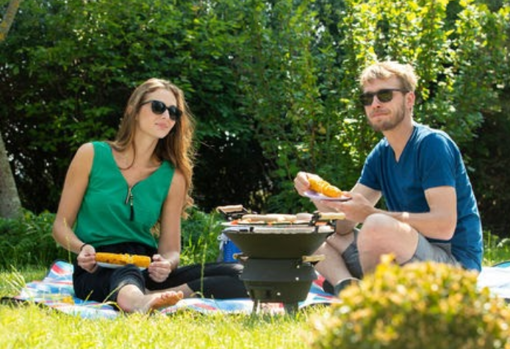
[73,242,247,303]
[342,230,459,279]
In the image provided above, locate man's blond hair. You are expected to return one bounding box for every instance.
[359,61,418,92]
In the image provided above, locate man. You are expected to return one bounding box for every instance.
[294,61,483,296]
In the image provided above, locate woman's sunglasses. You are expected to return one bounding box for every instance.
[141,100,182,121]
[359,88,408,106]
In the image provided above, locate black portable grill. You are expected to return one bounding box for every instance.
[217,206,344,314]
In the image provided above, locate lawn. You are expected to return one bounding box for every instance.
[0,264,325,349]
[1,238,509,349]
[0,303,320,349]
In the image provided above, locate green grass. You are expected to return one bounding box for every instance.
[0,304,320,349]
[1,239,509,349]
[482,231,510,265]
[0,265,322,349]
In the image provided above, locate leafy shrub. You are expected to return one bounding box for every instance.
[309,256,510,349]
[0,210,69,268]
[0,208,224,269]
[180,207,224,265]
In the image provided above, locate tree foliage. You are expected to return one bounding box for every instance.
[0,0,269,213]
[231,0,510,214]
[0,0,509,235]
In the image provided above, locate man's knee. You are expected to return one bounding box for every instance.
[358,213,395,245]
[362,213,395,233]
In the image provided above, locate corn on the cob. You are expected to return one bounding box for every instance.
[308,176,343,197]
[96,252,151,268]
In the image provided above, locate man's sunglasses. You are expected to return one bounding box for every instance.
[359,88,408,106]
[141,100,182,121]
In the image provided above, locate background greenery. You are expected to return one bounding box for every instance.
[0,209,224,268]
[1,209,509,270]
[1,0,510,236]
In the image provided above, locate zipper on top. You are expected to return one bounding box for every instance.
[125,186,135,221]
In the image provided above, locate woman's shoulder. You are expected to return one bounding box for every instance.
[68,143,96,173]
[76,141,113,159]
[76,141,109,152]
[171,167,185,180]
[75,141,113,163]
[167,167,185,192]
[75,142,95,159]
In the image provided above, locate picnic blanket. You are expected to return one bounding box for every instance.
[477,261,510,300]
[4,260,510,319]
[1,260,339,318]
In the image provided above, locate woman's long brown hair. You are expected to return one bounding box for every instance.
[110,78,195,217]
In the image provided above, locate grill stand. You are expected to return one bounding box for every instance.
[222,220,335,315]
[236,254,325,315]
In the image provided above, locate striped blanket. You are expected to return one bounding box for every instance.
[3,260,339,318]
[5,260,509,318]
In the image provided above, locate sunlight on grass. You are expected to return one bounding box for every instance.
[483,231,510,266]
[0,303,322,349]
[1,232,509,349]
[0,266,47,298]
[0,264,323,349]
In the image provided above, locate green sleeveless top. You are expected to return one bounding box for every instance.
[75,142,174,249]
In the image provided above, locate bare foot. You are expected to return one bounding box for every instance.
[147,290,183,312]
[116,285,185,313]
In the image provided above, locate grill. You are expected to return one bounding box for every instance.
[218,206,344,314]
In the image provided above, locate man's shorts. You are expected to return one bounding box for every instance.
[342,229,459,279]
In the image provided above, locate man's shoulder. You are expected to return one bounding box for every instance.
[413,124,455,147]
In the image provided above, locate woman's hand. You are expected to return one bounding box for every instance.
[148,254,172,283]
[77,244,98,273]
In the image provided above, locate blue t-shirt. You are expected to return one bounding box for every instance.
[359,123,483,271]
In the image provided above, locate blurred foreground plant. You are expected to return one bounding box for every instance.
[309,255,510,349]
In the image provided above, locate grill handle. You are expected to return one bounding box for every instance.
[216,205,250,220]
[233,253,248,262]
[313,211,346,221]
[216,205,244,213]
[310,211,346,229]
[302,254,325,265]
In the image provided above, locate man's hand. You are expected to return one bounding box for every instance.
[294,171,322,196]
[323,192,376,224]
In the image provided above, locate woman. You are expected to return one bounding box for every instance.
[52,78,246,313]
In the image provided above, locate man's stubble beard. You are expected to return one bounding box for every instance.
[368,100,406,132]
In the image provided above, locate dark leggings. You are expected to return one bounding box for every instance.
[73,242,247,303]
[146,262,247,298]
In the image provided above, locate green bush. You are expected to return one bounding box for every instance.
[0,208,223,269]
[309,256,510,349]
[180,207,224,265]
[0,210,69,268]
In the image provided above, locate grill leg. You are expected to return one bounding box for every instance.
[283,302,299,315]
[252,300,260,314]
